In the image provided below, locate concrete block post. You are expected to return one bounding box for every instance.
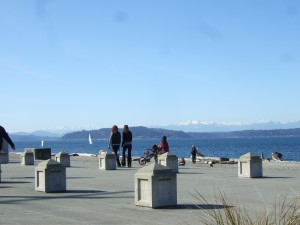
[158,153,179,173]
[32,148,51,160]
[135,163,177,208]
[99,152,116,170]
[238,152,263,178]
[55,151,70,167]
[0,139,9,164]
[20,150,34,166]
[35,159,66,193]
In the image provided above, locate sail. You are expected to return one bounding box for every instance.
[89,133,92,144]
[41,140,44,147]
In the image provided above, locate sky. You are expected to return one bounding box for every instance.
[1,0,299,132]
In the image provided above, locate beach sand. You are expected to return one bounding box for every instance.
[1,153,300,225]
[8,152,300,169]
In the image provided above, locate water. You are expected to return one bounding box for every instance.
[13,137,300,162]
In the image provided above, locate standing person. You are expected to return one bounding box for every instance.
[159,136,169,154]
[108,125,121,167]
[121,125,132,167]
[0,125,16,152]
[152,144,160,163]
[191,145,197,164]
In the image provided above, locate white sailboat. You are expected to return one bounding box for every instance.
[41,140,44,148]
[89,133,92,145]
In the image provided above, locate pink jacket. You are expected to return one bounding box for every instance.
[160,141,169,154]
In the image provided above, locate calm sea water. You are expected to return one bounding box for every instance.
[13,137,300,162]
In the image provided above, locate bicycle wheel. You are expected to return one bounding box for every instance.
[139,157,147,166]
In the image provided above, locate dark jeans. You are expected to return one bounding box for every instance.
[192,154,196,163]
[154,154,158,163]
[122,144,132,167]
[112,145,121,167]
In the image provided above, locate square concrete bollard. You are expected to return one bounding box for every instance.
[135,163,177,208]
[99,152,116,170]
[55,151,70,167]
[0,139,9,164]
[20,150,34,166]
[0,163,2,182]
[238,152,263,178]
[35,159,66,193]
[158,153,178,173]
[32,148,51,160]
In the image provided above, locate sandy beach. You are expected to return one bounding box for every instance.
[8,152,300,169]
[1,153,300,225]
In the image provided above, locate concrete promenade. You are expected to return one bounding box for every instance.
[1,157,300,225]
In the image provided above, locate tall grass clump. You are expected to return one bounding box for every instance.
[191,190,300,225]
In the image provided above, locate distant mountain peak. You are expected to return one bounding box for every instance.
[179,120,244,126]
[166,120,300,132]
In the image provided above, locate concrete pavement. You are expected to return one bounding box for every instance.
[1,158,300,225]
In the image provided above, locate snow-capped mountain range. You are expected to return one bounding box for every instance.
[163,120,300,132]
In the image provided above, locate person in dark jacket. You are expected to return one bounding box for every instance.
[108,125,121,167]
[121,125,132,167]
[191,145,197,163]
[0,125,16,152]
[272,152,283,161]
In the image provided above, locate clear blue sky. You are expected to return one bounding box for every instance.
[1,0,299,132]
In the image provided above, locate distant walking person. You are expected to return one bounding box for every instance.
[159,136,169,154]
[108,125,121,167]
[191,145,197,163]
[121,125,132,167]
[0,125,16,152]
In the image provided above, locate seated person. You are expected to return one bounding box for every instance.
[272,152,283,161]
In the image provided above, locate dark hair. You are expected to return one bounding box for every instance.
[152,144,160,150]
[162,136,167,142]
[111,125,118,132]
[123,125,129,133]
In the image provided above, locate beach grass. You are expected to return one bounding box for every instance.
[191,190,300,225]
